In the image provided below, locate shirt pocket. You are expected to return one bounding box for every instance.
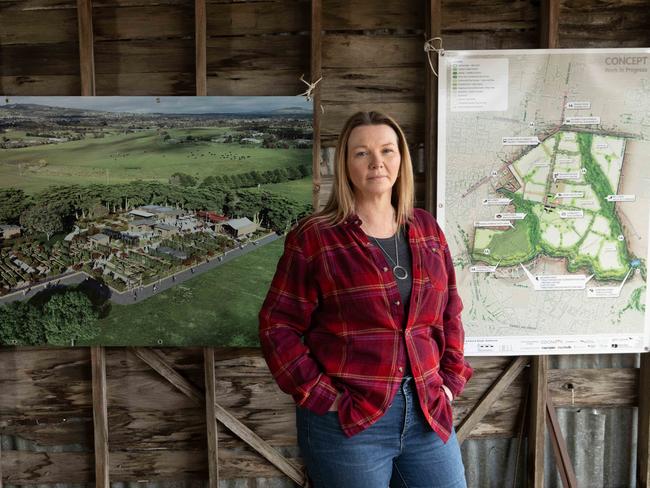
[421,240,448,291]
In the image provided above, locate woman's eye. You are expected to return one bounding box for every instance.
[383,148,394,154]
[355,151,367,157]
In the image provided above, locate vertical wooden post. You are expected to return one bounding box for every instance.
[76,0,95,95]
[425,0,442,215]
[204,348,219,487]
[195,0,207,96]
[91,346,109,487]
[639,352,650,487]
[528,355,548,487]
[310,0,322,211]
[0,426,3,488]
[540,0,560,49]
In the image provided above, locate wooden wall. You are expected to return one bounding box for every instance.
[0,348,641,483]
[1,0,650,485]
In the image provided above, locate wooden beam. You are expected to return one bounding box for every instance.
[204,348,219,487]
[540,0,560,49]
[91,346,109,487]
[425,0,441,215]
[130,348,305,486]
[195,0,207,96]
[527,356,548,487]
[456,356,528,443]
[76,0,95,96]
[546,394,577,488]
[639,352,650,488]
[311,0,323,211]
[0,422,3,488]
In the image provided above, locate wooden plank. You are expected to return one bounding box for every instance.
[425,0,441,214]
[207,35,307,71]
[321,67,424,104]
[207,70,303,96]
[0,449,303,483]
[311,0,322,211]
[2,451,93,484]
[0,419,3,488]
[0,8,79,44]
[95,39,194,74]
[558,0,650,47]
[540,0,560,48]
[76,0,95,96]
[323,34,422,69]
[0,0,197,8]
[131,349,204,404]
[92,5,193,41]
[204,348,219,488]
[96,72,195,95]
[639,352,650,488]
[0,44,80,76]
[322,0,423,30]
[547,367,638,407]
[456,356,528,443]
[195,0,207,96]
[0,75,81,95]
[546,395,578,488]
[0,348,92,418]
[130,348,305,486]
[442,30,539,50]
[207,0,309,37]
[441,0,539,31]
[527,355,548,488]
[91,346,109,487]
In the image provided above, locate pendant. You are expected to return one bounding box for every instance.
[393,265,408,280]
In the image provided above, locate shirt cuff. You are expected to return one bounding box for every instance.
[296,373,339,415]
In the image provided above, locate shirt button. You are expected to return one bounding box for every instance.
[395,300,400,306]
[383,267,389,272]
[398,366,404,372]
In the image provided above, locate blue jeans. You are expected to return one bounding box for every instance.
[296,376,467,488]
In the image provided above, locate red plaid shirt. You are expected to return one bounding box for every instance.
[259,208,472,441]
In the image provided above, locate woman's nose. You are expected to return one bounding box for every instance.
[369,151,383,167]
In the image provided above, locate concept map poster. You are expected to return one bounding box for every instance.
[438,48,650,355]
[0,96,312,346]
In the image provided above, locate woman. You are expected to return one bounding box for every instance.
[259,111,472,487]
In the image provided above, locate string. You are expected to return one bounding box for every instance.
[298,74,325,113]
[424,36,445,78]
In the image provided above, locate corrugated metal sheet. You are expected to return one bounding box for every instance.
[463,353,640,488]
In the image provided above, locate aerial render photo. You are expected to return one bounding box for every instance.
[0,96,312,346]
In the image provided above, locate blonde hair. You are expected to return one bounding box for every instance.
[313,111,414,228]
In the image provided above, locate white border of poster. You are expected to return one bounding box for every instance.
[437,48,650,356]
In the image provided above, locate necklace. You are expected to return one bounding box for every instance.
[372,232,408,280]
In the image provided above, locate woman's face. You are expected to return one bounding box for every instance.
[346,124,401,201]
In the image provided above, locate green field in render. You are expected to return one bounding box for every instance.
[260,178,312,204]
[0,130,310,193]
[82,237,286,346]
